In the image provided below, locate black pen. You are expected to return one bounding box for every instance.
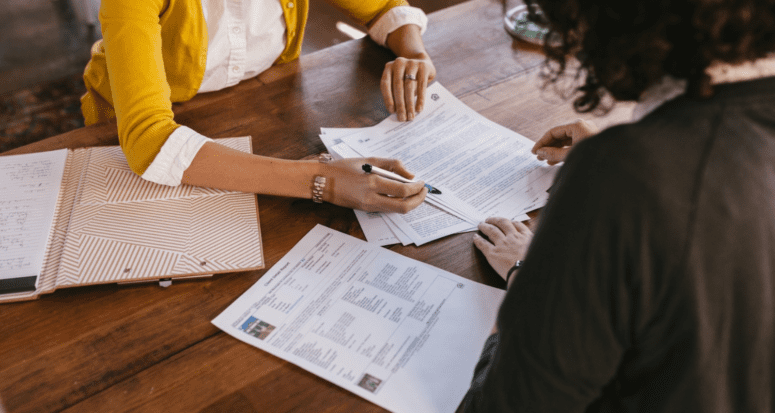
[362,164,442,195]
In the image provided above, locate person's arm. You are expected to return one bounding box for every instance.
[531,119,599,165]
[462,138,640,412]
[327,1,435,121]
[182,143,428,213]
[100,0,181,176]
[101,0,427,213]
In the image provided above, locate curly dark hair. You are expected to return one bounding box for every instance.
[525,0,775,112]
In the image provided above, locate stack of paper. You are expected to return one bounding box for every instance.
[320,83,559,246]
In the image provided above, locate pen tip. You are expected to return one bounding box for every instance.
[430,188,442,195]
[362,164,372,173]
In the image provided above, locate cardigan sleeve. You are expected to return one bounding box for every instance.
[325,0,410,28]
[99,0,182,177]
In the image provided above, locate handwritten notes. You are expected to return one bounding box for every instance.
[0,149,68,283]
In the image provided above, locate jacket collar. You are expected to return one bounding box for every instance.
[631,55,775,122]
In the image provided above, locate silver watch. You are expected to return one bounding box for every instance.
[312,152,332,203]
[312,176,326,203]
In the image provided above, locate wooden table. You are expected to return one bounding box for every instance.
[0,1,632,412]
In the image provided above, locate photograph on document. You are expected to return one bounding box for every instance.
[240,316,276,340]
[357,373,383,393]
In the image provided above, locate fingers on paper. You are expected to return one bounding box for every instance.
[485,217,518,237]
[512,220,532,235]
[391,58,408,121]
[403,60,420,121]
[532,124,574,154]
[532,119,599,152]
[536,147,571,165]
[381,62,395,114]
[416,64,428,114]
[478,221,506,243]
[383,58,434,121]
[472,233,494,254]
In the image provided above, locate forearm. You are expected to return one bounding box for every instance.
[385,24,430,60]
[181,142,319,198]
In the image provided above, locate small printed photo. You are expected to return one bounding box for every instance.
[357,373,383,393]
[239,316,276,340]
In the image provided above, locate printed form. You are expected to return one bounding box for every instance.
[213,224,504,413]
[320,83,557,246]
[322,134,474,247]
[343,83,558,227]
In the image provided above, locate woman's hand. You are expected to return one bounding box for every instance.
[323,157,428,213]
[532,119,599,165]
[381,55,436,122]
[473,217,533,281]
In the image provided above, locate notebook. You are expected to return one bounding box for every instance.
[0,137,264,303]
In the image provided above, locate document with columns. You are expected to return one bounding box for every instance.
[213,224,504,413]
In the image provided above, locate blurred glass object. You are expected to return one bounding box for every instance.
[503,5,551,45]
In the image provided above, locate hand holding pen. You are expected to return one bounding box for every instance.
[362,164,441,195]
[318,158,427,213]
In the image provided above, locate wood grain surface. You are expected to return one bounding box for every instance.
[0,1,633,412]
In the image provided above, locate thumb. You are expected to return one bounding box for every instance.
[536,147,570,164]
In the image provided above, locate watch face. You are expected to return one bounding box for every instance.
[504,6,554,46]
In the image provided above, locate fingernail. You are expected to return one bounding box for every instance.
[537,150,546,157]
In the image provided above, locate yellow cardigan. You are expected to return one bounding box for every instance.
[81,0,408,176]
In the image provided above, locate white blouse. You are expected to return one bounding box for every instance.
[141,0,428,186]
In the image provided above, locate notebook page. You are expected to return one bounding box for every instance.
[0,149,68,293]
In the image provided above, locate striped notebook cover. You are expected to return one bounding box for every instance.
[1,137,264,303]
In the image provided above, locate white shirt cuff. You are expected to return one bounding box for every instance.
[140,126,213,186]
[368,6,428,47]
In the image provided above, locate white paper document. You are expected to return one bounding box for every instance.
[213,224,504,413]
[324,132,479,246]
[343,83,558,226]
[320,83,554,246]
[354,210,402,246]
[0,149,68,289]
